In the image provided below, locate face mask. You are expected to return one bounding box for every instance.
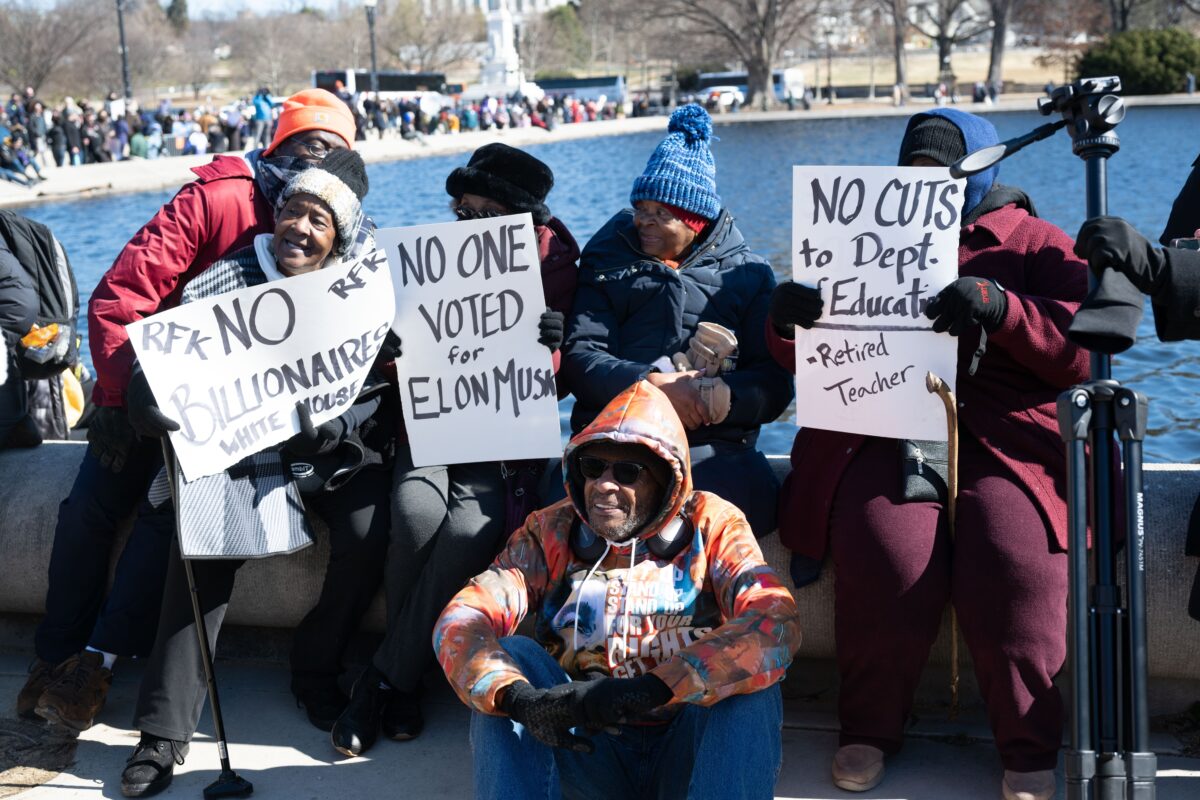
[252,153,311,208]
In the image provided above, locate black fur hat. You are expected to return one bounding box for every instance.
[445,143,554,225]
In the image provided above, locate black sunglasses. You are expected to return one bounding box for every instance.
[578,455,648,486]
[453,204,504,221]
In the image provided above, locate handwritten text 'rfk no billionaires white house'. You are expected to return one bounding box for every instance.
[127,250,396,481]
[792,166,962,441]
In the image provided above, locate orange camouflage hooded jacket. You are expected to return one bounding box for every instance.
[433,380,802,716]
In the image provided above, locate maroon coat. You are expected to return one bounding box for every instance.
[769,202,1090,556]
[537,216,581,385]
[89,156,273,407]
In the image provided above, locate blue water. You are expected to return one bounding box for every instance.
[21,106,1200,461]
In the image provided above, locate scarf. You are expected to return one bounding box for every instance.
[245,149,377,262]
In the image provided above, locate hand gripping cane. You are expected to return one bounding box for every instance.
[926,372,961,720]
[160,441,254,799]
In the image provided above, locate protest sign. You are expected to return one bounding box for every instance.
[376,213,562,467]
[792,166,964,440]
[128,249,396,481]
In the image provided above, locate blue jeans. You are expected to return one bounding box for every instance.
[35,439,171,662]
[470,636,783,800]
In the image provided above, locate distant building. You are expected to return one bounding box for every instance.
[422,0,572,24]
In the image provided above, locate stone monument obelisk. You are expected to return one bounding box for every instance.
[479,0,522,91]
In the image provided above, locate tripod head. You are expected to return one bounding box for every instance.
[949,76,1126,179]
[1037,76,1126,159]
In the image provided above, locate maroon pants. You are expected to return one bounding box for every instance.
[829,436,1067,772]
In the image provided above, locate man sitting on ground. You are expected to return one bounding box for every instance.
[434,379,802,800]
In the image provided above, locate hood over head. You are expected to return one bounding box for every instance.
[898,107,999,219]
[562,380,692,544]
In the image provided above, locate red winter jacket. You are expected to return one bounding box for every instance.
[769,202,1089,556]
[88,156,274,406]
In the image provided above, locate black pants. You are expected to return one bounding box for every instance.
[36,437,169,663]
[133,468,390,742]
[371,445,508,692]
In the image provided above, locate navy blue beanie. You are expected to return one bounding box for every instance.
[898,108,998,218]
[630,104,722,220]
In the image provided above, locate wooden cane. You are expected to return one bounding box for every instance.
[926,372,960,721]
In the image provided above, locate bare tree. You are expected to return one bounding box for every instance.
[0,0,106,94]
[381,0,484,74]
[179,20,220,99]
[1017,0,1106,84]
[648,0,821,110]
[1106,0,1148,29]
[909,0,994,85]
[985,0,1023,88]
[234,13,329,94]
[47,1,174,99]
[877,0,911,100]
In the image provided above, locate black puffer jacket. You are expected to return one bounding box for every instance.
[562,208,793,446]
[0,235,39,446]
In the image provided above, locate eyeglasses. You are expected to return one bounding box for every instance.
[632,205,677,225]
[453,203,505,221]
[292,138,334,160]
[578,456,648,486]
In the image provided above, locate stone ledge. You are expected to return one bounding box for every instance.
[1,442,1198,683]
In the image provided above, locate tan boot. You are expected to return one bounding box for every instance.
[16,658,62,720]
[1002,768,1056,800]
[35,650,113,733]
[832,744,885,792]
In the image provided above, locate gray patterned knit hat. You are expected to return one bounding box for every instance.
[280,149,369,258]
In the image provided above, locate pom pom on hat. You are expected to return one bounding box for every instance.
[281,149,368,258]
[667,103,713,145]
[630,103,721,221]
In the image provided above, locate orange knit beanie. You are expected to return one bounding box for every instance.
[263,88,356,156]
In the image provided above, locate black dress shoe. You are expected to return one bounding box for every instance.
[121,734,188,798]
[330,666,389,757]
[294,684,349,732]
[382,689,424,741]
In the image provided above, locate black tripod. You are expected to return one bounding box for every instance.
[953,77,1156,799]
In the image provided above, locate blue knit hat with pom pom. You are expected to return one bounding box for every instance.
[630,104,721,220]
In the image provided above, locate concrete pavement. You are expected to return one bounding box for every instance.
[3,652,1198,799]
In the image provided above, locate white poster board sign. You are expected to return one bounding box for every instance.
[128,250,396,481]
[377,213,562,467]
[792,166,964,440]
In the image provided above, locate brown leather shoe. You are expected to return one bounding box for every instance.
[35,650,113,733]
[16,658,61,720]
[832,744,886,792]
[1002,769,1056,800]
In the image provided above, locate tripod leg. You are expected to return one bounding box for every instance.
[160,442,254,799]
[1116,388,1157,799]
[1058,389,1096,800]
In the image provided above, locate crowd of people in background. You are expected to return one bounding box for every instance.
[0,82,655,190]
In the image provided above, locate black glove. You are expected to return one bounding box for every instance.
[283,402,343,457]
[125,364,180,439]
[377,330,402,362]
[768,282,824,336]
[501,675,672,752]
[500,681,595,753]
[538,309,564,353]
[1075,216,1169,295]
[924,277,1008,336]
[86,406,136,472]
